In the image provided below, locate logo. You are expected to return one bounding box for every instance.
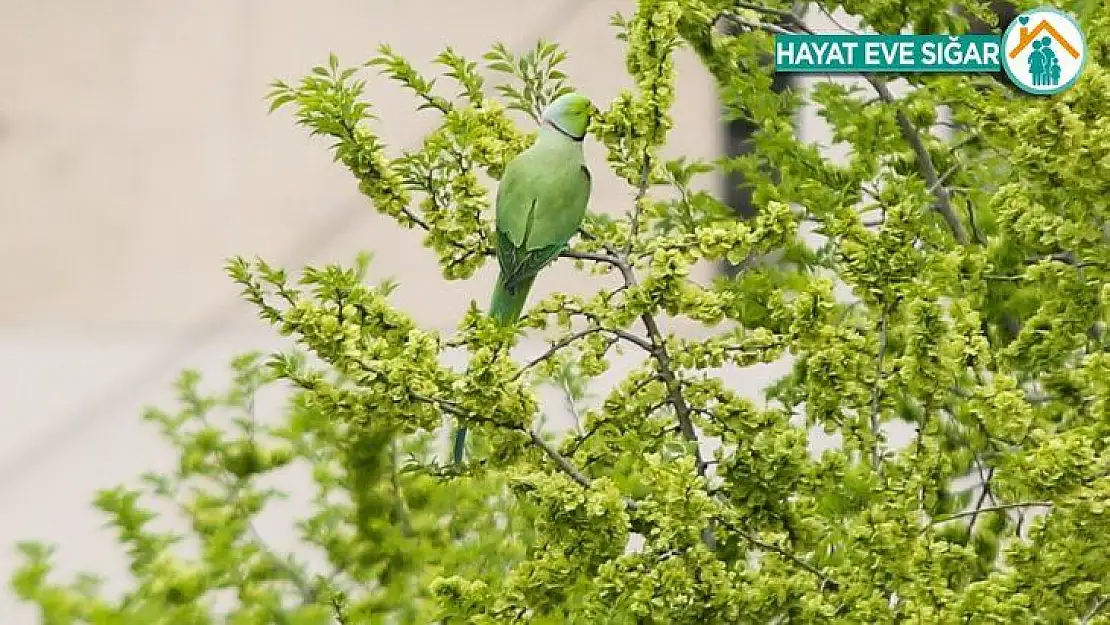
[772,6,1087,97]
[1001,7,1087,95]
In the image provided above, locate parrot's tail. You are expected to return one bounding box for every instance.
[488,273,536,326]
[452,273,537,466]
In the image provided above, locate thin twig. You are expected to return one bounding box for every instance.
[417,392,605,497]
[200,392,320,605]
[719,517,840,591]
[400,206,431,231]
[513,325,654,383]
[528,429,595,490]
[560,248,627,268]
[870,310,888,470]
[982,273,1026,282]
[514,327,609,377]
[930,501,1053,525]
[331,597,350,625]
[967,198,987,245]
[816,4,859,35]
[929,160,963,194]
[558,379,584,435]
[624,159,653,256]
[732,0,797,20]
[389,438,413,536]
[724,13,792,36]
[967,464,996,535]
[565,422,603,458]
[1082,596,1108,624]
[1026,252,1103,270]
[950,385,1055,407]
[609,327,656,353]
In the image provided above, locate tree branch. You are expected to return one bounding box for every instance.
[600,230,717,550]
[879,82,969,245]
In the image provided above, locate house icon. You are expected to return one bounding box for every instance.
[1008,19,1081,59]
[1000,8,1087,94]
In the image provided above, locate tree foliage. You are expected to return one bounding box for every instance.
[13,0,1110,622]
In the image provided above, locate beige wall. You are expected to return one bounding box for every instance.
[0,1,861,621]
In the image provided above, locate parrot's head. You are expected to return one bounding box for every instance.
[542,92,595,141]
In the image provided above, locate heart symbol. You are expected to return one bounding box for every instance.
[1019,15,1030,24]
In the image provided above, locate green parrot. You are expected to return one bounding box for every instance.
[452,92,596,465]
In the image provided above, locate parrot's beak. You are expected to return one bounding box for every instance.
[587,103,601,121]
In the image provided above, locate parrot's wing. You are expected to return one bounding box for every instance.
[497,232,564,292]
[496,161,591,293]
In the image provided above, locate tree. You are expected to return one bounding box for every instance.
[13,0,1110,622]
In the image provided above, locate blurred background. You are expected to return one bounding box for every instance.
[0,1,970,621]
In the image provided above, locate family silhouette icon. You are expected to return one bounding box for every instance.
[1007,16,1080,88]
[1029,38,1062,85]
